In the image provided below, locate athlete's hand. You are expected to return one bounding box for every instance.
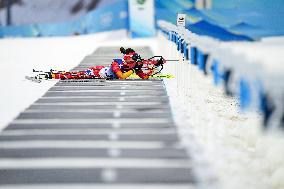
[132,54,142,62]
[156,57,165,66]
[133,62,143,72]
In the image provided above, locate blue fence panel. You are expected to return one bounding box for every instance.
[239,79,251,110]
[1,25,39,37]
[197,49,206,71]
[37,20,83,37]
[180,40,184,53]
[211,59,222,85]
[84,0,128,34]
[184,43,189,60]
[190,47,197,65]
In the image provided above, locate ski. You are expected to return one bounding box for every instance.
[129,73,175,79]
[26,48,175,82]
[25,76,42,83]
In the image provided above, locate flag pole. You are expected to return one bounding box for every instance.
[5,0,11,26]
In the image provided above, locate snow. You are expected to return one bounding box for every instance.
[1,30,284,189]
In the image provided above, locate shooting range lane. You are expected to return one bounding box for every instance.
[0,47,197,188]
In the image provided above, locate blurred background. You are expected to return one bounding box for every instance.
[0,0,111,25]
[0,1,284,189]
[0,0,284,40]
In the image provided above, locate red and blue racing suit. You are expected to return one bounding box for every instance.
[52,59,150,80]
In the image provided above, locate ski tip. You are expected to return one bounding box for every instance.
[25,76,42,83]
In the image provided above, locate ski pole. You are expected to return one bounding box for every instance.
[165,59,179,61]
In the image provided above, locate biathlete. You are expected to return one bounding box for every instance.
[44,47,165,80]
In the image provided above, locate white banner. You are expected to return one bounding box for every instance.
[128,0,155,38]
[177,14,186,28]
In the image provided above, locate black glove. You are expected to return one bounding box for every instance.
[156,57,165,66]
[132,53,142,62]
[133,62,143,72]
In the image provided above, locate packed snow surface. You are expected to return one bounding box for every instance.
[0,31,284,189]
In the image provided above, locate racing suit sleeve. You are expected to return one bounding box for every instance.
[111,61,134,79]
[135,70,152,79]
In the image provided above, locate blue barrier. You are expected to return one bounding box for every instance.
[180,40,184,53]
[37,21,83,37]
[177,37,182,51]
[211,59,222,86]
[175,34,179,46]
[1,25,39,37]
[173,32,177,42]
[84,1,128,33]
[158,20,284,130]
[184,43,189,60]
[190,47,197,65]
[260,92,276,128]
[223,69,233,96]
[197,49,208,74]
[239,79,251,110]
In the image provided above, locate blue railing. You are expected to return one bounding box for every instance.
[158,20,284,129]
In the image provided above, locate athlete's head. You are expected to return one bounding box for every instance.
[120,47,135,55]
[123,54,136,69]
[121,48,137,70]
